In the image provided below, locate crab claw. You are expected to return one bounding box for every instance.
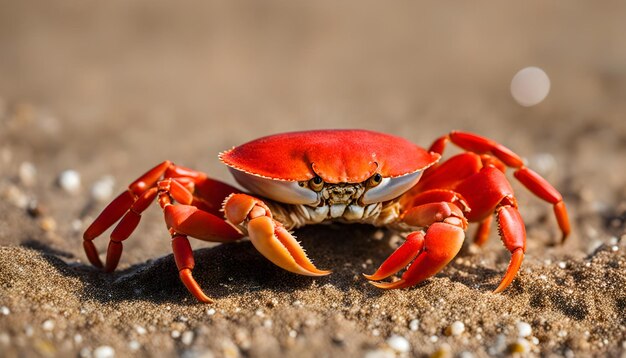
[367,223,464,289]
[363,232,425,281]
[247,216,331,276]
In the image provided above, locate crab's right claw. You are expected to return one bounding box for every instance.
[248,216,331,276]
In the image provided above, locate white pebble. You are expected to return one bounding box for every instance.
[386,335,410,353]
[447,321,465,336]
[558,261,567,269]
[517,321,532,338]
[288,330,297,338]
[74,334,83,344]
[206,308,216,316]
[0,306,9,315]
[19,162,37,186]
[408,319,419,331]
[134,325,147,335]
[181,331,195,345]
[93,345,116,358]
[42,319,55,331]
[171,330,181,338]
[129,340,141,351]
[58,170,81,194]
[91,176,115,202]
[510,66,551,107]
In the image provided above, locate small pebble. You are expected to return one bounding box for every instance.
[510,66,551,107]
[430,344,452,358]
[91,176,115,202]
[509,339,530,354]
[182,331,195,345]
[171,330,181,338]
[372,329,380,336]
[42,319,55,331]
[558,261,567,269]
[19,162,37,186]
[516,321,532,338]
[207,308,216,316]
[445,321,465,336]
[74,334,83,344]
[288,330,297,338]
[40,217,57,232]
[4,184,28,208]
[58,170,81,194]
[386,335,410,353]
[24,325,34,337]
[93,345,116,358]
[0,306,9,315]
[263,319,273,328]
[430,335,438,343]
[129,340,141,351]
[409,319,420,331]
[134,325,147,335]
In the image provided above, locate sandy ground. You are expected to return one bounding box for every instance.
[1,1,625,357]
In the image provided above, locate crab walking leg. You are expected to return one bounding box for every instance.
[473,215,493,246]
[428,131,570,241]
[171,234,213,303]
[493,205,526,293]
[84,161,172,242]
[454,167,528,292]
[224,194,331,276]
[365,201,467,288]
[84,161,243,273]
[103,187,159,271]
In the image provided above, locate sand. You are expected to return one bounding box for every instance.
[1,1,626,357]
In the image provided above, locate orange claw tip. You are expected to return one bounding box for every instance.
[368,279,408,290]
[493,249,524,294]
[179,269,214,303]
[362,272,388,281]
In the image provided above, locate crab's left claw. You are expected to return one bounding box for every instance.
[248,216,331,276]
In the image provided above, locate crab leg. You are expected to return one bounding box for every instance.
[84,162,242,273]
[171,234,213,303]
[473,215,493,246]
[224,194,331,276]
[428,131,570,241]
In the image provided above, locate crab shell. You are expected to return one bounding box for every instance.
[219,130,440,205]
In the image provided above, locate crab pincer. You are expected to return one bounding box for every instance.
[224,193,331,277]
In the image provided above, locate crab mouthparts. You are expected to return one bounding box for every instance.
[322,184,364,205]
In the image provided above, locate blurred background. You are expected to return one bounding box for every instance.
[1,2,626,357]
[1,0,625,263]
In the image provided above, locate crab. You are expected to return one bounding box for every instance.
[83,130,570,303]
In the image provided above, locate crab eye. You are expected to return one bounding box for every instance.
[367,173,383,187]
[361,170,424,205]
[309,176,324,191]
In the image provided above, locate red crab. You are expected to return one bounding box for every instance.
[83,130,570,303]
